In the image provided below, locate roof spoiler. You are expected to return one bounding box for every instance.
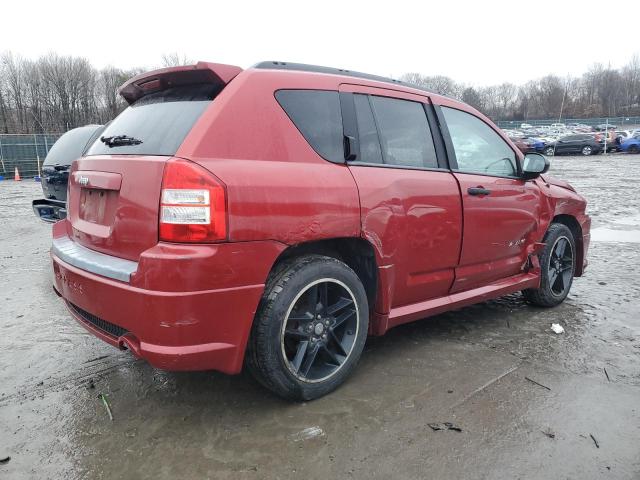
[118,62,243,104]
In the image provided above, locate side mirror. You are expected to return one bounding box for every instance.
[522,153,550,180]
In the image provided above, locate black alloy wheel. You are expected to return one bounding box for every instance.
[523,223,576,307]
[281,279,358,382]
[246,255,368,401]
[547,236,574,297]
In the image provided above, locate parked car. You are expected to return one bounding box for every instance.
[508,136,534,153]
[620,134,640,153]
[616,130,630,141]
[594,123,617,131]
[527,137,547,153]
[520,123,533,129]
[32,125,104,222]
[544,134,603,156]
[50,61,590,400]
[627,128,640,138]
[550,123,566,128]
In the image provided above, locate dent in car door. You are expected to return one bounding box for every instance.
[437,105,542,293]
[340,86,463,310]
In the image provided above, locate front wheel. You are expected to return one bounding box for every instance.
[246,255,369,401]
[628,145,639,154]
[544,147,555,156]
[523,223,576,307]
[581,145,593,156]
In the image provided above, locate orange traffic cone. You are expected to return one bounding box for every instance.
[14,167,21,181]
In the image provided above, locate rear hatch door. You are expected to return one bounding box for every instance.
[65,63,241,261]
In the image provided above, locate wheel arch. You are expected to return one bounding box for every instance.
[552,214,585,276]
[268,237,379,313]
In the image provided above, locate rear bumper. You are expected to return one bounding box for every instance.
[33,198,66,223]
[51,221,286,373]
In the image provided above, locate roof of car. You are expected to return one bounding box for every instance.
[253,61,440,97]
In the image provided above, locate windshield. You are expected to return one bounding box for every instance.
[85,84,221,156]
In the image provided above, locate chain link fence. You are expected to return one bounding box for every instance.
[495,116,640,129]
[0,134,61,179]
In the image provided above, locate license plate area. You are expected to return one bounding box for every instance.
[79,188,118,226]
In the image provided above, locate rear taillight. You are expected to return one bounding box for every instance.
[159,159,227,243]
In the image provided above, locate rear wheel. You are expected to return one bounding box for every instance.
[246,255,368,401]
[544,146,555,156]
[581,145,593,156]
[629,145,639,154]
[523,223,575,307]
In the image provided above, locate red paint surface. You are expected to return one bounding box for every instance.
[52,62,591,373]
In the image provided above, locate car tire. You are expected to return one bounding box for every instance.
[544,147,555,156]
[629,145,639,154]
[246,254,369,401]
[523,223,576,307]
[581,145,593,156]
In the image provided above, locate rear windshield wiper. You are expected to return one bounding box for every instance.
[100,135,143,147]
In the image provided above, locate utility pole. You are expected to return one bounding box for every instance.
[604,117,608,155]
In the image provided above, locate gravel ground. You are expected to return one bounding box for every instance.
[1,154,639,479]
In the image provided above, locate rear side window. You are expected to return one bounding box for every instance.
[275,90,344,163]
[369,96,438,169]
[86,84,221,156]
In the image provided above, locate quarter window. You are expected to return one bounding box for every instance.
[442,107,517,176]
[275,90,344,163]
[369,96,438,169]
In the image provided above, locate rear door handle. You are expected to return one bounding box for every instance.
[468,187,491,196]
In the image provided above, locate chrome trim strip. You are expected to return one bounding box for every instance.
[52,236,138,283]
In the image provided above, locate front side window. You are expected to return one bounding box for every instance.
[275,90,344,163]
[370,96,438,169]
[442,107,517,176]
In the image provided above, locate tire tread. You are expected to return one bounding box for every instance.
[246,254,368,401]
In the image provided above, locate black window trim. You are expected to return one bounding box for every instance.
[434,104,524,179]
[339,91,360,162]
[341,92,450,173]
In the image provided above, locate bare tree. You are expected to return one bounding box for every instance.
[400,73,461,98]
[496,83,517,117]
[161,52,193,67]
[1,51,28,132]
[461,86,484,111]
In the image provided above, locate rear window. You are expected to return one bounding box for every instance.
[44,125,104,166]
[275,90,344,163]
[86,84,220,156]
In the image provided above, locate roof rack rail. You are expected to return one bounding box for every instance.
[253,61,431,94]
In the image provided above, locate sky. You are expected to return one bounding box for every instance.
[1,0,637,86]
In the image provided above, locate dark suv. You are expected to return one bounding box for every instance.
[50,61,590,400]
[544,134,602,156]
[32,125,104,222]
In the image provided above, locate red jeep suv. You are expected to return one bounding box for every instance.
[51,61,590,400]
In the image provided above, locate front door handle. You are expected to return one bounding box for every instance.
[468,186,491,196]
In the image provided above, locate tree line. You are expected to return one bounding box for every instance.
[1,50,639,134]
[402,54,640,121]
